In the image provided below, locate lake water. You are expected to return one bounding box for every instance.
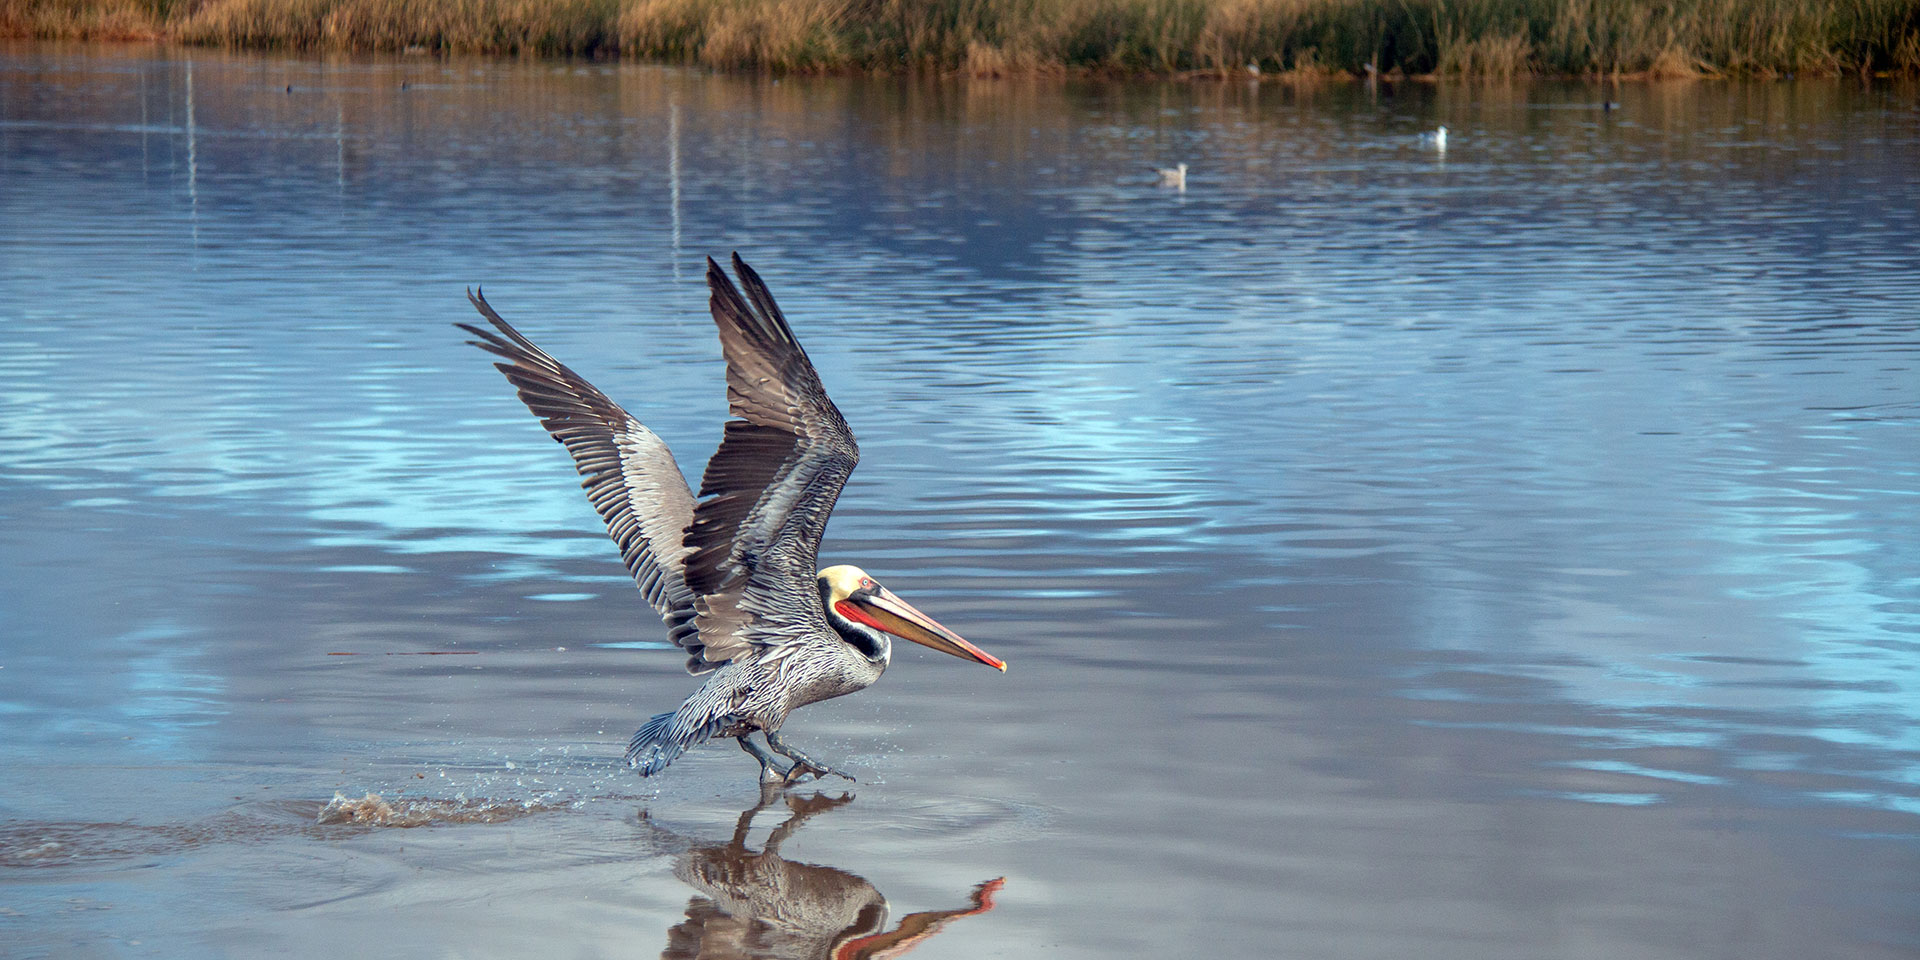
[2,40,1918,959]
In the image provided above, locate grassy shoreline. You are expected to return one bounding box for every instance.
[5,0,1918,78]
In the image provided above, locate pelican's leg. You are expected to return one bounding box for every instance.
[738,734,791,785]
[765,731,856,784]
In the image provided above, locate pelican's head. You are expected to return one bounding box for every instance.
[819,565,1006,671]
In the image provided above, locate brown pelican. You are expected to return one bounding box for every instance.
[459,254,1006,785]
[651,791,1003,959]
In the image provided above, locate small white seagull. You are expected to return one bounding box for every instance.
[1418,125,1448,152]
[1153,162,1189,189]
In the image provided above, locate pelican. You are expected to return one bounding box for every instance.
[1153,162,1188,189]
[459,254,1007,785]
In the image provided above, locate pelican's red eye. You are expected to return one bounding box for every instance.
[861,578,876,589]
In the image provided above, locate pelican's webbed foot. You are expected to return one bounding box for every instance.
[738,734,792,784]
[766,731,857,784]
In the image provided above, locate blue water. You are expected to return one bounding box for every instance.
[2,43,1917,959]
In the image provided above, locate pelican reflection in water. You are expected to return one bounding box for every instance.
[462,255,1006,785]
[645,790,1003,960]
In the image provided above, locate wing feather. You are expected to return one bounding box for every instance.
[682,255,859,665]
[458,292,710,667]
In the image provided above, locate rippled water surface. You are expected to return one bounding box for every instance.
[3,41,1918,959]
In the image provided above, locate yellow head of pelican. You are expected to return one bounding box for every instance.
[819,564,1006,671]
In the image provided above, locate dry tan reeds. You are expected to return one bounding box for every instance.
[169,0,621,54]
[621,0,852,69]
[1437,29,1532,76]
[5,0,1918,77]
[1,0,164,39]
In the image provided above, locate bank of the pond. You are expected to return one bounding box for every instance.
[5,0,1919,78]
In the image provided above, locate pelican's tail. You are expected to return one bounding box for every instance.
[625,708,727,776]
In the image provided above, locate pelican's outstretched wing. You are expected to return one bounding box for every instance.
[459,294,706,665]
[683,254,860,665]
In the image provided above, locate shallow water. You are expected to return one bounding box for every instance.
[2,41,1918,958]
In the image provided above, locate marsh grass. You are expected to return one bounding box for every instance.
[171,0,624,55]
[6,0,1918,76]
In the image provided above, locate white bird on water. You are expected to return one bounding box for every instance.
[1154,162,1188,190]
[1418,125,1448,152]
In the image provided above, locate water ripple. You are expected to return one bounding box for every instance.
[3,47,1917,833]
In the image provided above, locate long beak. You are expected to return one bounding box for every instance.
[852,587,1006,672]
